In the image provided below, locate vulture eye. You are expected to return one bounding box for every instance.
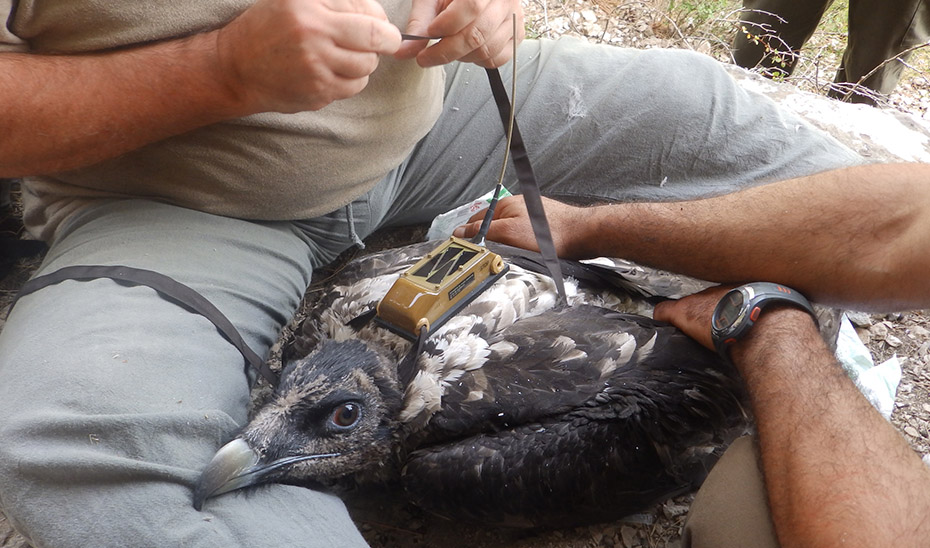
[329,402,362,430]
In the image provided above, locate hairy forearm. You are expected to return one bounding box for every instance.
[731,308,930,547]
[571,163,930,310]
[0,32,244,177]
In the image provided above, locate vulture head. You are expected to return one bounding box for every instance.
[193,340,403,509]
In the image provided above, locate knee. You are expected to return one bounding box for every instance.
[627,49,736,116]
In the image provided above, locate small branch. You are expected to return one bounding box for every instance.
[841,40,930,103]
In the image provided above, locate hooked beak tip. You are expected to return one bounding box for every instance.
[192,438,261,510]
[192,438,343,510]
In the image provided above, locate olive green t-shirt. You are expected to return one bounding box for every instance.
[2,0,444,240]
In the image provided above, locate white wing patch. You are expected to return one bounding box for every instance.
[488,340,519,359]
[596,357,619,379]
[551,335,588,363]
[637,332,658,359]
[614,333,638,366]
[400,369,442,423]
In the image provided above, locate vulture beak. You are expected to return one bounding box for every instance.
[192,438,339,510]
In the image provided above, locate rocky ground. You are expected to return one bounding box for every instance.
[2,1,930,547]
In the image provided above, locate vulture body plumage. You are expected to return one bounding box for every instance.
[194,240,753,528]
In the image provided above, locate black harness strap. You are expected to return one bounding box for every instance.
[10,264,278,386]
[399,28,567,304]
[397,325,428,388]
[485,67,567,305]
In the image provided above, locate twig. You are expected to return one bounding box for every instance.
[841,40,930,103]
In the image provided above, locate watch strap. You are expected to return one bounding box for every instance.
[712,282,816,361]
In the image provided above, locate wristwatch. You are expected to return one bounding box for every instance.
[711,282,817,361]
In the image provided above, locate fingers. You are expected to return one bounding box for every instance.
[330,11,403,56]
[452,196,536,248]
[653,286,734,350]
[396,0,442,59]
[653,299,712,350]
[409,0,525,67]
[444,14,521,67]
[216,0,402,114]
[452,220,484,239]
[451,196,588,257]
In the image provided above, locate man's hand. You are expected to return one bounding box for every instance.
[452,196,595,258]
[454,194,731,349]
[652,286,733,351]
[396,0,524,67]
[216,0,402,114]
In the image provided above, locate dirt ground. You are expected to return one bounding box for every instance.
[2,1,930,547]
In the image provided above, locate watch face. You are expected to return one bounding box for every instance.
[713,290,745,330]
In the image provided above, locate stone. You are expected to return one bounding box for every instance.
[855,327,871,345]
[620,526,639,547]
[662,502,690,518]
[869,323,889,340]
[918,341,930,357]
[846,310,873,328]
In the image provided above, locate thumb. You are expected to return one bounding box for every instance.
[653,287,736,351]
[652,300,676,324]
[453,220,481,238]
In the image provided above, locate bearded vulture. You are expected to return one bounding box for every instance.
[193,240,754,528]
